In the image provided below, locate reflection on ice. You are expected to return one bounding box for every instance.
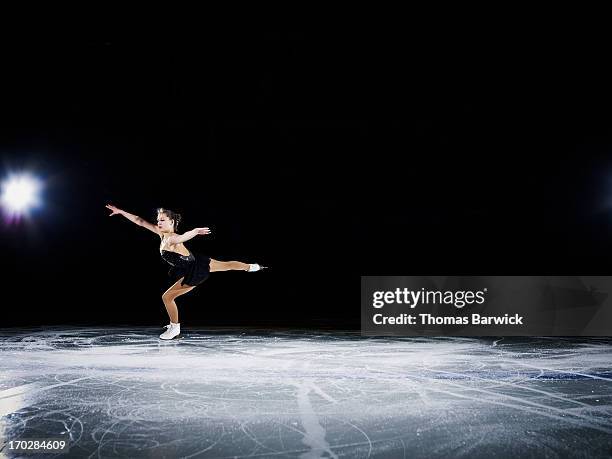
[0,328,611,458]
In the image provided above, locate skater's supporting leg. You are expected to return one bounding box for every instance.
[161,278,195,323]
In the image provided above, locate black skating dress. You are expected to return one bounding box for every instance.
[161,250,211,287]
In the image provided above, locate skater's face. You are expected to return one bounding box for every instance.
[157,212,175,233]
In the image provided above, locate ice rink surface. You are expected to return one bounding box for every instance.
[0,327,611,458]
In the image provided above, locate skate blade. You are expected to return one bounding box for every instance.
[159,333,183,341]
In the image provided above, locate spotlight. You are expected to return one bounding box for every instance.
[1,173,42,217]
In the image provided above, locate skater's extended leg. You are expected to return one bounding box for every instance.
[209,258,250,272]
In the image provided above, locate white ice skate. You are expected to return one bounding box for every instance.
[160,322,181,340]
[248,263,268,272]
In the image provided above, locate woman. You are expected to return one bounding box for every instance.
[105,204,266,340]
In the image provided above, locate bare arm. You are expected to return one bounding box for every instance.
[166,227,211,245]
[106,204,160,236]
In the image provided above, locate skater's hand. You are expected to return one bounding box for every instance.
[194,227,211,236]
[106,204,123,216]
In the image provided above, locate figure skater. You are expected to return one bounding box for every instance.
[105,204,266,340]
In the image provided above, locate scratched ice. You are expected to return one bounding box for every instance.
[0,328,611,458]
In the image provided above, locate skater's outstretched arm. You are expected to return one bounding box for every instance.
[166,227,211,245]
[106,204,161,236]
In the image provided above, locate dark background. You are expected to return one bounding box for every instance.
[2,21,612,328]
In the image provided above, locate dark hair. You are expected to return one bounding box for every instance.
[156,207,182,232]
